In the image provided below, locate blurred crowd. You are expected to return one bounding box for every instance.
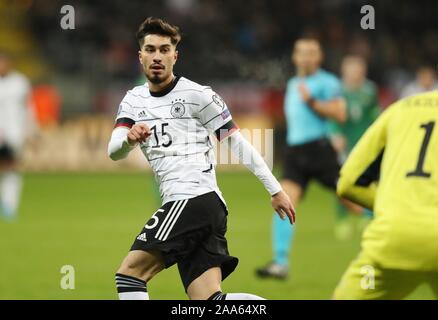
[28,0,438,91]
[0,0,435,121]
[0,0,437,170]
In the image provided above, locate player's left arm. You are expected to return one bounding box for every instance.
[198,89,295,224]
[337,105,395,209]
[226,130,295,223]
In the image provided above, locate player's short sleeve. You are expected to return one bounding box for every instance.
[198,88,238,140]
[322,75,342,100]
[114,91,137,128]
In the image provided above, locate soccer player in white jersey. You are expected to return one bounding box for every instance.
[108,17,295,300]
[0,51,33,221]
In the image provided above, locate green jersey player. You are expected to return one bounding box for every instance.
[330,56,380,240]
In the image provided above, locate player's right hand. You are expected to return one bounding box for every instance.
[271,190,296,224]
[127,123,151,145]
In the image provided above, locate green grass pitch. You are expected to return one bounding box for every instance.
[0,171,433,299]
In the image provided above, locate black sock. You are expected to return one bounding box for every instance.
[115,273,147,294]
[207,291,227,300]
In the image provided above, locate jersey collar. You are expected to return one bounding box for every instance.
[149,75,181,97]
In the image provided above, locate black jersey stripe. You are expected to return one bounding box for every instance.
[215,120,239,141]
[114,117,135,128]
[161,179,200,184]
[202,164,213,173]
[148,151,206,162]
[149,102,200,110]
[120,101,136,108]
[137,117,200,122]
[149,103,173,109]
[173,180,200,184]
[199,101,214,113]
[129,93,152,99]
[141,140,207,150]
[202,113,222,126]
[160,178,178,182]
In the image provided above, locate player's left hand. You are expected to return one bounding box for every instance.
[271,190,296,224]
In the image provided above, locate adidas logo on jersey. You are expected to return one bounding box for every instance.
[137,233,147,242]
[138,111,147,118]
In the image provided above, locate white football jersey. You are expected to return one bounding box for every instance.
[115,76,236,206]
[0,71,31,150]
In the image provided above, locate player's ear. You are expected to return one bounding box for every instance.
[138,50,143,66]
[174,50,178,64]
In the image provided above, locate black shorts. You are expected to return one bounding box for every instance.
[130,191,238,291]
[0,144,15,163]
[283,138,340,192]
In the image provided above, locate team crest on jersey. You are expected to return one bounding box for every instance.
[212,94,226,110]
[171,100,185,118]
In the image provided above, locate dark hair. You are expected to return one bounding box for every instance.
[136,17,181,47]
[294,36,321,47]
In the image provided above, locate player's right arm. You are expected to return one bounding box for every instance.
[337,105,396,209]
[108,122,151,161]
[107,94,151,161]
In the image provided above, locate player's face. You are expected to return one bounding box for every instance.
[342,59,366,87]
[139,34,178,84]
[417,69,436,90]
[292,40,322,75]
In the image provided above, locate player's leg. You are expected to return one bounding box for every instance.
[275,179,302,265]
[333,251,422,300]
[313,139,357,240]
[331,139,356,240]
[426,272,438,299]
[187,267,264,300]
[256,179,303,279]
[186,267,222,300]
[0,145,22,221]
[178,192,260,299]
[335,198,363,240]
[0,168,22,220]
[115,199,188,300]
[256,144,307,279]
[334,201,354,240]
[116,249,164,300]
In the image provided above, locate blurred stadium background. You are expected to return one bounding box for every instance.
[0,0,437,299]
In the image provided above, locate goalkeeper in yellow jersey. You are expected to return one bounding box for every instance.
[333,90,438,299]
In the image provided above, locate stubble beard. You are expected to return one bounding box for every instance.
[147,73,164,84]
